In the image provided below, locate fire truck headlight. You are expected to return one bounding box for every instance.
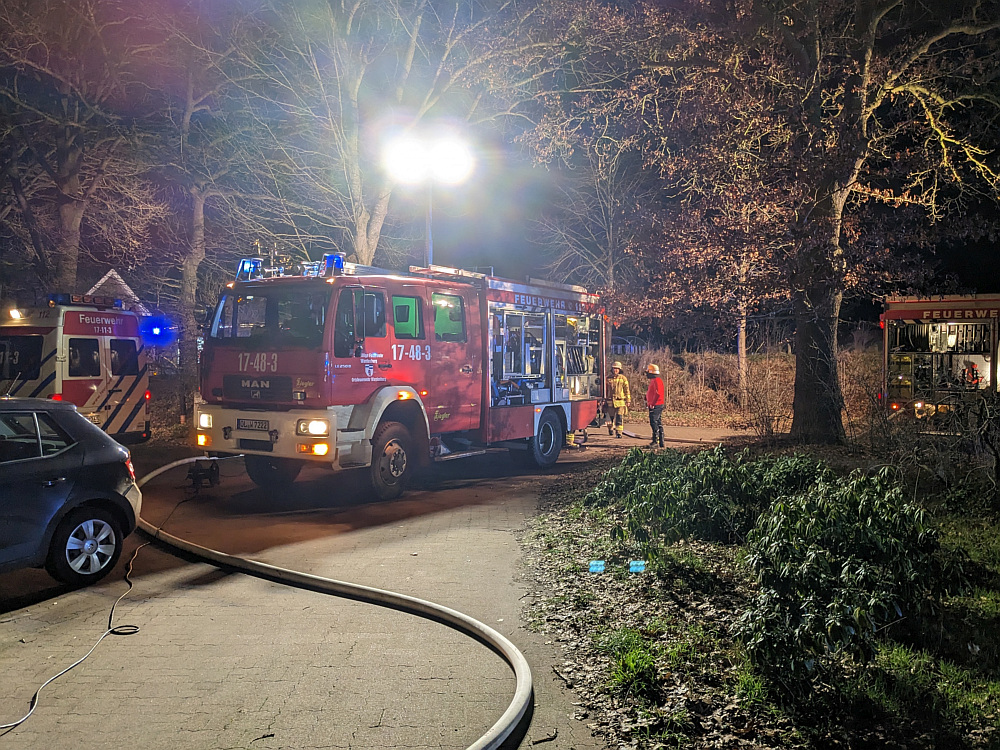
[9,308,22,319]
[199,413,213,429]
[297,419,329,437]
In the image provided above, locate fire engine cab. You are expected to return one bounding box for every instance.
[195,255,606,498]
[1,294,151,442]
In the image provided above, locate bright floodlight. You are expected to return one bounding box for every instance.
[383,136,428,184]
[383,134,474,186]
[429,138,474,185]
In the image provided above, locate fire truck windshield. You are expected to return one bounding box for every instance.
[210,289,330,348]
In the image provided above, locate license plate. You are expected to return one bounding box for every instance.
[237,418,269,431]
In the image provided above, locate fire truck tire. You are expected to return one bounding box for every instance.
[367,421,412,500]
[244,455,303,488]
[46,506,124,586]
[527,409,563,468]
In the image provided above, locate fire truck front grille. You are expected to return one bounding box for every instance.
[238,439,274,452]
[223,375,292,402]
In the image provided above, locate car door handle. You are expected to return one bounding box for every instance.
[41,478,66,487]
[460,365,473,374]
[378,363,392,369]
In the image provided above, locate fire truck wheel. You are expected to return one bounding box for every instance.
[368,421,412,500]
[46,506,123,586]
[244,455,303,488]
[527,410,563,468]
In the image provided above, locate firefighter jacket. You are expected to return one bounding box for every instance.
[607,373,631,408]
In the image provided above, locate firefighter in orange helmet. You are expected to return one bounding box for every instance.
[645,363,665,448]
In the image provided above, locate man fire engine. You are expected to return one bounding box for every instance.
[195,254,606,498]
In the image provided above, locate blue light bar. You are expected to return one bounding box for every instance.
[323,253,345,277]
[48,293,122,309]
[235,257,263,281]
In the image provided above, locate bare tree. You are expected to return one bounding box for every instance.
[0,0,168,294]
[226,0,544,267]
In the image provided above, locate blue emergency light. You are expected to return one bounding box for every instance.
[323,252,345,276]
[140,314,176,346]
[235,257,263,281]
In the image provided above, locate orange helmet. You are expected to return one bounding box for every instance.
[646,364,660,375]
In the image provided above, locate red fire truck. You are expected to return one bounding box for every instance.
[194,255,606,497]
[883,294,1000,419]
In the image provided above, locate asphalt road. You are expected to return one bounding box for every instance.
[0,425,739,749]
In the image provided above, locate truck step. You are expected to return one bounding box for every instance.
[432,449,487,462]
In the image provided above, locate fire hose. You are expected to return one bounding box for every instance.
[137,456,533,750]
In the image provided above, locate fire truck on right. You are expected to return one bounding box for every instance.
[882,294,1000,419]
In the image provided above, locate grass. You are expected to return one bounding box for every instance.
[597,627,662,702]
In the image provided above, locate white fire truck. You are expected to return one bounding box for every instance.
[194,255,607,498]
[883,294,1000,419]
[1,294,151,442]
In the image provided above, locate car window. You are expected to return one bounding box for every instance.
[69,338,101,377]
[36,413,74,455]
[0,412,41,463]
[432,293,467,343]
[110,339,139,376]
[392,295,424,340]
[0,335,44,381]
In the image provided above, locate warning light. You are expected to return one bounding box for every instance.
[49,393,63,401]
[144,389,152,401]
[890,402,900,411]
[397,390,413,400]
[323,253,345,276]
[197,434,211,447]
[297,442,329,456]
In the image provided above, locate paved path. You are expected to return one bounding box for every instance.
[0,424,743,749]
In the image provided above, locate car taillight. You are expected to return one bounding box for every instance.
[125,456,136,482]
[49,393,63,401]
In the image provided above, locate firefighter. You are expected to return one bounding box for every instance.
[645,363,665,448]
[605,361,631,438]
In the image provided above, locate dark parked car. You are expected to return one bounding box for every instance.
[0,397,142,586]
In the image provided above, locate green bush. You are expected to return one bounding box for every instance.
[586,446,832,551]
[737,468,947,693]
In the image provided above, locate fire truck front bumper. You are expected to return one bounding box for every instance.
[194,404,342,463]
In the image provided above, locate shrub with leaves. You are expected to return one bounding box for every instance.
[737,468,947,694]
[585,446,832,553]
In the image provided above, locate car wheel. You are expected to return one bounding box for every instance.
[527,409,563,468]
[367,422,412,500]
[46,507,123,586]
[245,455,303,489]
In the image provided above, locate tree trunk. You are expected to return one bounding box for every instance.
[737,302,748,411]
[789,286,845,443]
[179,189,207,408]
[53,198,84,292]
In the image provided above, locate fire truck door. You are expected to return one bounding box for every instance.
[426,290,480,432]
[63,336,107,421]
[331,285,393,404]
